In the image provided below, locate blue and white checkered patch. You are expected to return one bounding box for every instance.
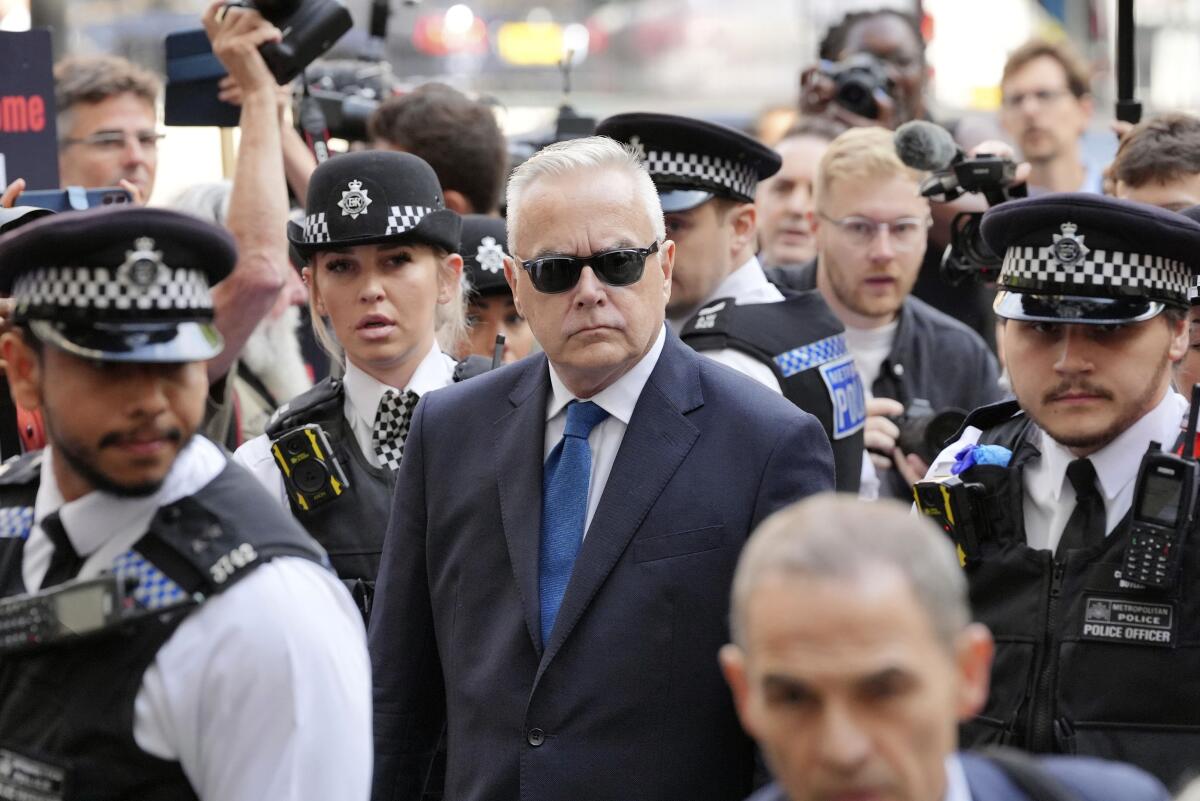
[818,356,867,440]
[774,334,850,378]
[0,507,33,540]
[112,550,188,611]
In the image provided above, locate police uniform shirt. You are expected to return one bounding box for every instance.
[23,437,372,801]
[233,342,456,502]
[945,753,972,801]
[667,255,785,393]
[926,390,1189,552]
[544,325,666,534]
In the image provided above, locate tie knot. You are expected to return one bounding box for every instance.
[563,401,609,439]
[1066,458,1098,496]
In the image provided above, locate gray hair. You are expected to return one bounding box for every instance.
[505,136,665,256]
[167,181,231,226]
[730,494,970,651]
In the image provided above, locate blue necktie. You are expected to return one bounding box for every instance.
[539,400,609,645]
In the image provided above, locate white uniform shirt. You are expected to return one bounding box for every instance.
[945,753,972,801]
[24,438,372,801]
[544,325,666,534]
[233,343,457,504]
[667,255,784,393]
[926,390,1188,552]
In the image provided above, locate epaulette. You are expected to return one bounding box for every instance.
[454,354,493,383]
[680,297,735,337]
[0,450,43,487]
[265,378,344,439]
[951,399,1023,442]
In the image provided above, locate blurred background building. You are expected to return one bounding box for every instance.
[8,0,1200,200]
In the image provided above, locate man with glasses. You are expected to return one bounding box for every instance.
[55,55,163,203]
[774,127,1001,499]
[368,135,834,801]
[999,38,1101,195]
[596,112,866,493]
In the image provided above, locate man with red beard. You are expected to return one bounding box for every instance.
[923,194,1200,788]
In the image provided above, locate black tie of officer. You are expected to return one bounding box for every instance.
[1057,458,1105,558]
[39,513,82,589]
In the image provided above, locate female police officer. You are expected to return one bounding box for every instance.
[234,150,474,617]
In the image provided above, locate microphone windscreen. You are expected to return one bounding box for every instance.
[894,120,959,172]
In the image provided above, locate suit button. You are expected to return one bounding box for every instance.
[527,728,545,747]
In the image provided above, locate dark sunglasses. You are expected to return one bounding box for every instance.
[520,241,659,294]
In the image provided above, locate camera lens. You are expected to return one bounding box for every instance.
[285,435,306,456]
[293,459,329,494]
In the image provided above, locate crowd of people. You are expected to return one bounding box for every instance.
[3,3,1200,800]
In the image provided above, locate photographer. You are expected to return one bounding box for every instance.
[771,127,1001,499]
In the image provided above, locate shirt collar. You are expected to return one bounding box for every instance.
[944,753,972,801]
[343,342,452,432]
[546,325,667,425]
[33,435,227,559]
[708,254,769,304]
[1040,389,1189,502]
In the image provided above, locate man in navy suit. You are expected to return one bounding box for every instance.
[368,136,835,801]
[721,495,1170,801]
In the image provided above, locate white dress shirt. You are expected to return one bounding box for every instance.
[25,437,372,801]
[925,390,1188,552]
[1023,389,1188,552]
[945,753,973,801]
[544,325,666,534]
[233,342,456,503]
[667,255,785,394]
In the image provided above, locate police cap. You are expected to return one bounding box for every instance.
[595,112,781,212]
[1178,204,1200,306]
[981,192,1200,324]
[0,206,234,363]
[288,150,462,256]
[460,215,511,297]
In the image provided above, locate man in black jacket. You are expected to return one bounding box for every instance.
[767,126,1002,499]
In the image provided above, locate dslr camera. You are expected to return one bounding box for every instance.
[893,399,967,464]
[820,53,895,120]
[231,0,354,84]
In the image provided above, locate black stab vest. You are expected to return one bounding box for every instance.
[681,292,866,493]
[0,452,327,801]
[954,401,1200,789]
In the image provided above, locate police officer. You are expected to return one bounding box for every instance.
[0,207,371,800]
[459,214,536,365]
[922,193,1200,787]
[596,112,866,493]
[233,150,485,619]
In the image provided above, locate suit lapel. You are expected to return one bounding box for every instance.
[536,334,704,677]
[493,356,550,654]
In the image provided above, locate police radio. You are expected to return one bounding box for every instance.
[1122,387,1200,589]
[270,424,350,513]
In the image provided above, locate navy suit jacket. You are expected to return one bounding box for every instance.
[369,332,834,801]
[746,752,1171,801]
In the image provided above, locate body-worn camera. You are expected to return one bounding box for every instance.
[820,53,895,120]
[893,400,967,465]
[914,475,987,565]
[271,424,350,513]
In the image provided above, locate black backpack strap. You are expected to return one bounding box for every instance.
[265,377,344,439]
[980,748,1084,801]
[453,355,493,383]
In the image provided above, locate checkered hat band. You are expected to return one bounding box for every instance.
[644,150,758,200]
[999,246,1192,302]
[774,333,850,378]
[14,266,213,317]
[385,206,435,236]
[112,549,189,611]
[305,212,330,244]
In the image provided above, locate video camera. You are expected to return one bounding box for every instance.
[818,53,895,121]
[228,0,353,85]
[300,59,396,143]
[893,400,967,465]
[893,120,1026,285]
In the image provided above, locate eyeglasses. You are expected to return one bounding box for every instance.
[1001,89,1073,110]
[60,130,165,152]
[520,241,659,294]
[819,213,930,251]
